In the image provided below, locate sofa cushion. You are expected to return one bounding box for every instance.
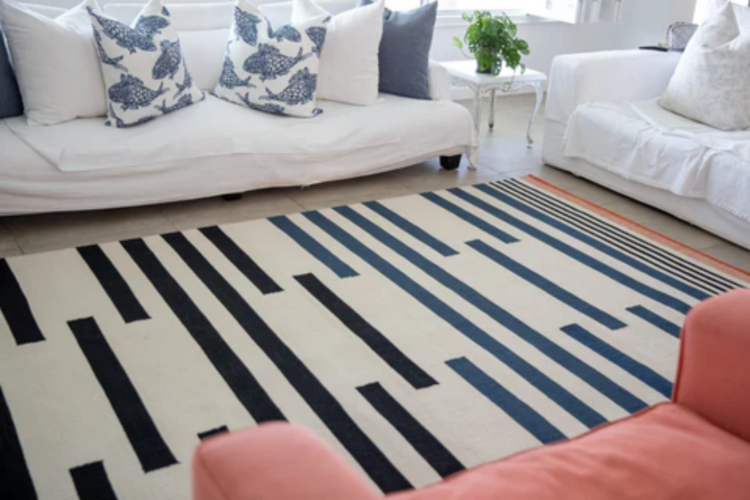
[0,27,24,119]
[88,0,205,128]
[291,0,383,106]
[213,0,329,118]
[1,0,107,125]
[660,3,750,131]
[358,0,436,100]
[391,404,750,500]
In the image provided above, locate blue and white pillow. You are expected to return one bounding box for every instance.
[87,0,205,127]
[212,0,329,118]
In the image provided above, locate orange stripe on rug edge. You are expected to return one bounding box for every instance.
[521,175,750,282]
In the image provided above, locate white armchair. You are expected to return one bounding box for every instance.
[542,49,750,250]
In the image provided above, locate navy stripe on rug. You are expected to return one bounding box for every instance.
[560,324,673,398]
[70,462,118,500]
[437,189,693,314]
[78,245,150,323]
[302,210,607,428]
[0,386,37,499]
[467,239,626,331]
[448,357,566,445]
[269,216,358,279]
[0,259,45,345]
[358,382,464,478]
[421,192,519,244]
[162,232,411,493]
[482,183,710,301]
[364,201,458,257]
[627,306,682,339]
[199,226,283,295]
[121,238,286,424]
[332,207,647,416]
[296,273,437,389]
[500,179,739,294]
[69,317,178,473]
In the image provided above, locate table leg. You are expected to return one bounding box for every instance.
[489,89,496,132]
[527,83,543,148]
[472,86,482,136]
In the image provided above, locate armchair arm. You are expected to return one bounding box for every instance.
[428,59,452,101]
[673,290,750,443]
[546,50,682,125]
[193,423,383,500]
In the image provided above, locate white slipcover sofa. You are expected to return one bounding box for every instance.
[0,1,478,215]
[543,49,750,250]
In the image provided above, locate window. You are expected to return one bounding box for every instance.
[385,0,525,13]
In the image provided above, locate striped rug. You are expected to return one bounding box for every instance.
[1,176,747,500]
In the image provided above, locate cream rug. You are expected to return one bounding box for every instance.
[1,176,747,500]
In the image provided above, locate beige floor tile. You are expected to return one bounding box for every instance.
[596,198,679,228]
[646,219,725,251]
[282,172,413,211]
[4,205,176,255]
[701,242,750,272]
[161,189,304,231]
[379,159,505,193]
[0,221,22,258]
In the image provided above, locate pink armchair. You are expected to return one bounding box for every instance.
[192,290,750,500]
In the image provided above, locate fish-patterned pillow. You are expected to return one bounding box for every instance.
[87,0,205,127]
[212,0,329,118]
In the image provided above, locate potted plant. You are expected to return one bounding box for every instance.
[453,11,530,76]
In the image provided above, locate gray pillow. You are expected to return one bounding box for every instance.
[0,28,24,119]
[358,0,437,100]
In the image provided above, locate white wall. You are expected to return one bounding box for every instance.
[431,0,698,77]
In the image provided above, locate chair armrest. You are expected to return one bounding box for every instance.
[428,60,452,101]
[192,423,383,500]
[673,290,750,443]
[546,50,682,125]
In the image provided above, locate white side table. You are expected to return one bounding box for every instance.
[442,60,547,148]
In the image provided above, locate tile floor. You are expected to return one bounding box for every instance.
[2,94,749,271]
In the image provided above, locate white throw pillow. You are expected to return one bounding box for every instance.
[213,0,329,117]
[103,2,235,30]
[291,0,382,106]
[1,0,107,125]
[260,0,355,26]
[660,3,750,131]
[88,0,205,127]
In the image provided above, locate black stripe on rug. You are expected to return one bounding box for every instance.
[358,382,464,478]
[198,426,229,441]
[199,226,283,295]
[70,461,118,500]
[0,259,44,345]
[496,179,737,294]
[295,273,438,390]
[70,317,178,473]
[121,238,285,424]
[78,245,150,323]
[0,386,37,500]
[161,232,411,493]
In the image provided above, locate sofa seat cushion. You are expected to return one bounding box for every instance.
[0,94,476,214]
[564,99,750,223]
[392,404,750,500]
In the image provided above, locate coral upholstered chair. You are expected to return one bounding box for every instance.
[192,290,750,500]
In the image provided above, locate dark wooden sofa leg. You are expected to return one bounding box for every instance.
[222,193,243,201]
[440,155,462,171]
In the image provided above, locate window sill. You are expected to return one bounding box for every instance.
[435,12,560,28]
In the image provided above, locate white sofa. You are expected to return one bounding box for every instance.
[0,1,477,215]
[543,49,750,250]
